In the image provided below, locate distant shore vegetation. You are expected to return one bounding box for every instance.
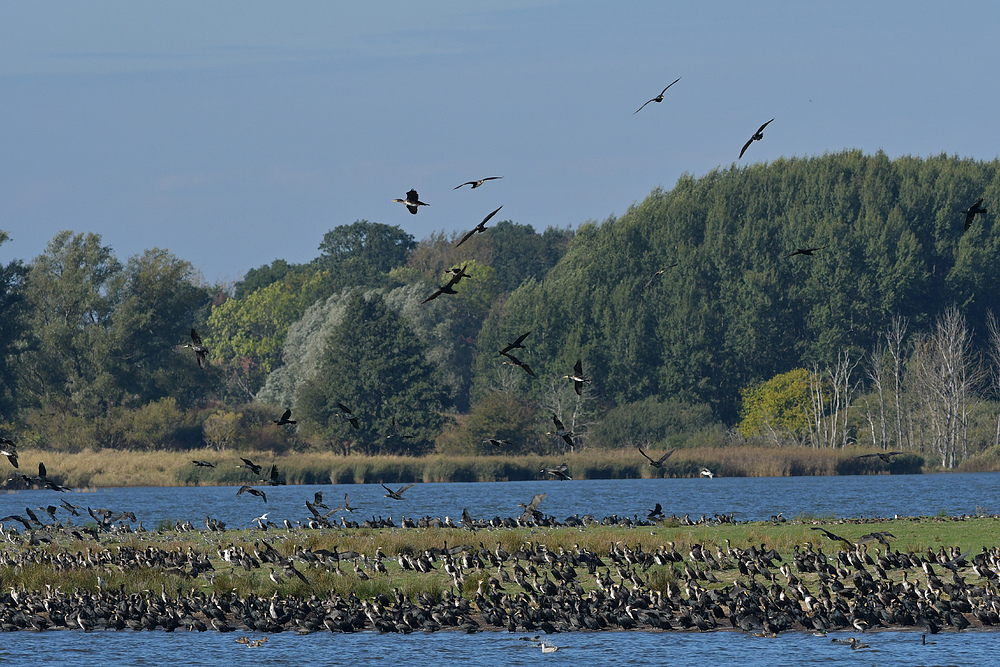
[4,151,1000,483]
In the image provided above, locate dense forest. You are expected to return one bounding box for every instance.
[3,151,1000,469]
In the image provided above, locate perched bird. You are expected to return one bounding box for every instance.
[633,76,681,114]
[700,467,714,479]
[643,263,678,289]
[382,483,415,500]
[547,414,575,448]
[739,118,774,159]
[421,272,464,304]
[337,403,361,430]
[789,246,826,257]
[564,359,591,396]
[393,189,428,214]
[192,460,216,468]
[638,447,675,469]
[482,438,512,449]
[183,329,209,369]
[858,451,903,464]
[0,437,17,468]
[541,464,572,481]
[456,205,503,247]
[238,457,263,476]
[454,176,503,190]
[962,197,987,231]
[499,331,531,355]
[500,351,535,376]
[272,408,296,426]
[237,485,267,503]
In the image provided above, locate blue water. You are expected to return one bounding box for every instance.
[0,628,992,666]
[3,472,999,529]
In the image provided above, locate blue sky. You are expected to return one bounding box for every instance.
[1,1,998,282]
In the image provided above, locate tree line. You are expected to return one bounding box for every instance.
[3,150,1000,468]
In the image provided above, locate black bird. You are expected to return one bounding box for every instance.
[237,485,267,503]
[637,447,675,469]
[810,526,852,545]
[272,408,296,426]
[313,492,328,509]
[394,189,429,214]
[456,205,503,247]
[340,492,357,513]
[262,464,283,486]
[789,246,826,257]
[564,359,591,396]
[643,263,678,289]
[0,437,17,468]
[634,77,681,114]
[38,461,47,479]
[421,271,465,304]
[387,417,414,441]
[646,503,664,520]
[518,492,547,521]
[444,263,472,279]
[739,118,774,159]
[962,198,987,231]
[858,531,896,547]
[547,414,575,448]
[541,464,572,481]
[858,451,903,464]
[382,483,415,500]
[500,351,535,376]
[499,331,531,356]
[482,438,512,449]
[192,460,215,468]
[183,329,209,369]
[337,403,361,429]
[454,176,503,190]
[60,498,81,515]
[238,457,263,476]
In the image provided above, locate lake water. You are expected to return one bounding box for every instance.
[3,472,999,529]
[4,472,1000,665]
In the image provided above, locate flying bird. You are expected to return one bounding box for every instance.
[643,263,678,289]
[444,264,472,279]
[858,451,904,464]
[262,464,283,486]
[272,408,296,426]
[633,77,681,114]
[500,351,535,376]
[393,189,428,214]
[387,417,414,441]
[700,467,714,479]
[238,457,263,476]
[810,526,851,545]
[547,414,575,448]
[789,246,827,257]
[337,403,360,429]
[962,198,987,231]
[192,460,215,468]
[638,447,675,469]
[482,438,512,449]
[0,438,17,468]
[564,359,591,396]
[518,492,547,522]
[421,271,465,304]
[739,118,775,159]
[382,483,415,500]
[541,464,572,481]
[454,176,503,190]
[499,331,531,355]
[313,492,328,509]
[456,205,503,247]
[183,329,209,369]
[237,485,267,503]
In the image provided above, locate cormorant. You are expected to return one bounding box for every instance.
[183,329,209,369]
[454,176,503,190]
[858,451,903,464]
[500,351,535,376]
[789,245,827,257]
[541,464,572,480]
[638,447,675,469]
[739,118,774,159]
[564,359,591,396]
[337,403,361,430]
[633,77,681,114]
[456,205,503,247]
[499,331,531,355]
[192,460,215,467]
[962,198,987,231]
[547,414,575,448]
[382,483,415,500]
[394,189,428,214]
[272,408,296,426]
[237,485,267,503]
[238,457,263,476]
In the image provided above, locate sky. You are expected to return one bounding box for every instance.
[1,1,998,283]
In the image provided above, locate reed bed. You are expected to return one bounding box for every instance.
[4,445,925,490]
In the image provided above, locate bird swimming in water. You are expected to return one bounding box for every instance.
[394,189,428,214]
[633,77,681,114]
[739,118,774,159]
[456,205,503,247]
[272,408,296,426]
[454,176,503,190]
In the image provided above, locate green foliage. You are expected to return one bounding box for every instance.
[0,231,27,419]
[588,396,718,449]
[296,290,447,454]
[738,369,811,440]
[435,392,542,455]
[315,220,416,289]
